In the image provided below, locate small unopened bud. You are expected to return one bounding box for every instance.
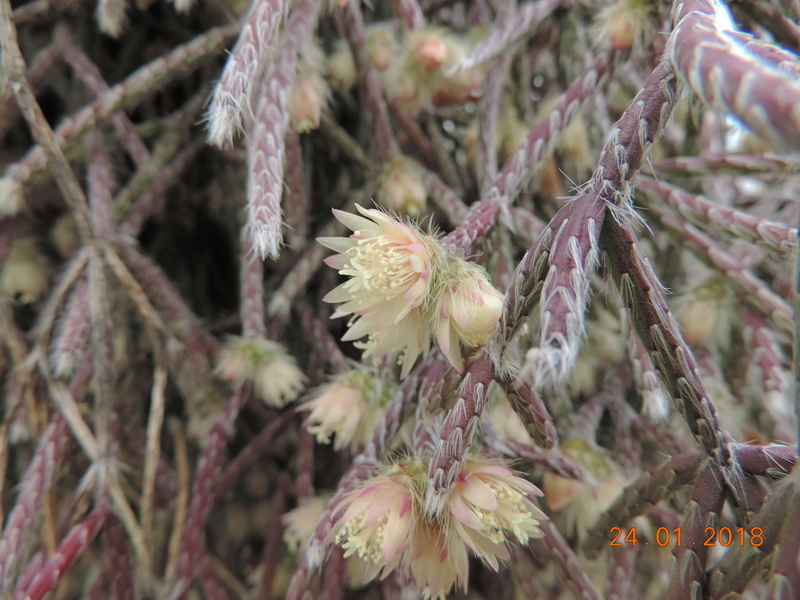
[51,214,80,258]
[0,238,49,304]
[379,157,427,216]
[327,42,357,91]
[673,278,733,347]
[414,34,448,71]
[593,0,651,51]
[289,72,327,133]
[365,27,397,72]
[0,177,24,217]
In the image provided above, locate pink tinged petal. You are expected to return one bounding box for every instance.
[317,236,354,252]
[449,492,483,529]
[323,284,355,303]
[333,207,378,232]
[403,278,427,305]
[461,479,499,511]
[382,510,412,561]
[342,317,374,341]
[323,254,351,270]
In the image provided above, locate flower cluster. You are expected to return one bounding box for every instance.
[331,457,546,598]
[301,369,394,451]
[216,337,306,407]
[319,205,503,376]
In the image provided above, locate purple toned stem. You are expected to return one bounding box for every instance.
[637,176,797,255]
[391,0,424,29]
[112,240,219,354]
[651,152,800,176]
[622,305,670,420]
[0,415,67,596]
[653,206,794,333]
[504,439,589,480]
[170,385,249,599]
[257,479,288,600]
[602,219,748,507]
[120,138,204,238]
[246,0,322,260]
[16,508,109,600]
[240,225,265,339]
[51,277,89,376]
[198,553,233,600]
[2,24,238,191]
[456,0,565,70]
[608,544,637,600]
[61,41,150,167]
[206,0,288,148]
[343,1,398,162]
[0,41,61,137]
[525,195,604,387]
[105,517,134,600]
[284,129,308,250]
[708,467,800,598]
[505,377,557,448]
[426,353,495,514]
[296,303,349,373]
[537,511,602,600]
[669,0,800,151]
[214,410,296,497]
[668,463,725,600]
[734,443,796,479]
[86,132,114,240]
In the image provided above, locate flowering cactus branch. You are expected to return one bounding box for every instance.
[669,0,800,151]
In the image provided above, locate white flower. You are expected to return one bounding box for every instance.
[301,370,393,451]
[320,206,504,376]
[216,337,306,407]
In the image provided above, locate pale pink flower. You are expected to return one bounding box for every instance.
[319,205,442,377]
[216,337,306,407]
[331,457,546,598]
[331,463,417,582]
[301,370,392,451]
[446,460,546,570]
[435,262,504,372]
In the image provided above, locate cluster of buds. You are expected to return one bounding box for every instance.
[216,336,306,407]
[331,456,546,598]
[301,369,395,451]
[319,205,503,377]
[386,28,483,116]
[326,26,397,92]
